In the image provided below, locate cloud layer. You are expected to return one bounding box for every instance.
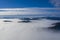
[0,8,60,17]
[0,19,59,40]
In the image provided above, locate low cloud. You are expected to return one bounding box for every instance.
[0,19,59,40]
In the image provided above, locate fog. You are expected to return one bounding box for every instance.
[0,19,60,40]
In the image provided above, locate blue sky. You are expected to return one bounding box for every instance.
[0,0,60,17]
[0,0,54,8]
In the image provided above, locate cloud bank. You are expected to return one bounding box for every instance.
[0,8,60,17]
[0,19,59,40]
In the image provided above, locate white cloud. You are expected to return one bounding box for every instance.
[0,8,60,15]
[50,0,60,7]
[0,19,59,40]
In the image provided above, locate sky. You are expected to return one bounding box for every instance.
[0,0,59,8]
[0,0,60,17]
[0,0,54,8]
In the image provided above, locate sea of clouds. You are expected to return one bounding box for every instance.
[0,19,60,40]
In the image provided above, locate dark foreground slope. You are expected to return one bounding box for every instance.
[48,22,60,30]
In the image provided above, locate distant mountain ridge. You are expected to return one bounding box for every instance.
[0,15,60,20]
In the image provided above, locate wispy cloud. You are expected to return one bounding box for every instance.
[49,0,60,7]
[0,8,60,17]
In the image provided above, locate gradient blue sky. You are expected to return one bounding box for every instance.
[0,0,54,8]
